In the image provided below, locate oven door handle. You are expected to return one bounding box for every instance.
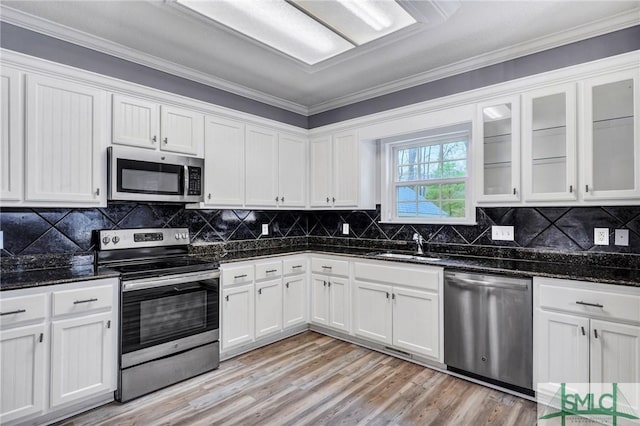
[123,270,220,292]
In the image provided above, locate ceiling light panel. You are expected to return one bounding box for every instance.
[291,0,416,46]
[176,0,354,65]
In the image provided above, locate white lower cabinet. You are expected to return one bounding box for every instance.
[222,284,255,351]
[353,261,443,361]
[0,278,117,425]
[0,324,47,423]
[255,279,283,338]
[535,277,640,407]
[283,275,306,328]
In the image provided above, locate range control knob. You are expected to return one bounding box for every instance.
[112,236,120,244]
[175,234,180,240]
[102,236,111,245]
[182,233,188,240]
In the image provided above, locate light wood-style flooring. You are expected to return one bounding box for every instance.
[62,332,537,425]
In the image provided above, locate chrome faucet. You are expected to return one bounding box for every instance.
[412,232,425,255]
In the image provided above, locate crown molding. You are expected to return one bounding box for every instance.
[0,5,310,115]
[307,8,640,115]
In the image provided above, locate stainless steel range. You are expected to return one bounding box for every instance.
[96,228,219,402]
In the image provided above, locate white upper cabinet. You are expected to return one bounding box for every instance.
[25,74,107,206]
[475,95,521,203]
[309,136,333,207]
[245,125,279,207]
[278,133,307,207]
[582,70,640,201]
[203,116,245,206]
[522,83,577,202]
[112,94,203,156]
[308,130,375,209]
[0,66,23,201]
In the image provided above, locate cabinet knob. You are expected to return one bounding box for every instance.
[208,193,212,199]
[594,329,599,339]
[275,196,279,202]
[39,333,43,343]
[512,188,516,195]
[225,295,229,302]
[326,197,330,203]
[386,292,390,299]
[163,137,168,144]
[96,188,100,196]
[581,326,586,336]
[332,197,336,203]
[258,288,262,295]
[152,135,157,143]
[569,185,573,193]
[286,282,289,289]
[281,196,285,203]
[107,320,111,329]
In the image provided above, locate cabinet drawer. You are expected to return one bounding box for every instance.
[354,262,441,292]
[255,261,282,281]
[222,264,254,286]
[0,293,47,327]
[537,278,640,324]
[283,258,306,275]
[311,258,349,277]
[52,285,113,317]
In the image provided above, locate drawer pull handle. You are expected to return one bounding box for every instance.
[0,309,26,316]
[321,265,332,269]
[292,265,303,269]
[594,329,599,339]
[581,326,586,336]
[74,298,98,305]
[265,269,278,273]
[39,333,43,343]
[234,274,248,279]
[576,301,603,308]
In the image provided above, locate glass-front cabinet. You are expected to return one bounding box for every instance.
[582,70,640,201]
[522,83,577,202]
[475,96,521,203]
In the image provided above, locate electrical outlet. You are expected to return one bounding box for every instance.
[261,224,269,236]
[594,228,609,245]
[491,226,514,241]
[615,229,629,246]
[342,223,350,235]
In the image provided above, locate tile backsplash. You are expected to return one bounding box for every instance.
[1,203,639,257]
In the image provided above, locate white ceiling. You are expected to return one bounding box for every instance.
[2,1,639,115]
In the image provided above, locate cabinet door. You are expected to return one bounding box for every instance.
[332,131,359,207]
[475,96,521,203]
[204,116,245,206]
[353,281,392,345]
[582,70,640,200]
[278,133,307,207]
[393,287,439,359]
[50,312,114,408]
[0,324,46,423]
[310,275,329,326]
[1,66,23,201]
[26,75,106,204]
[160,105,203,155]
[283,275,307,328]
[112,94,159,149]
[222,284,255,350]
[255,279,283,339]
[309,136,333,207]
[245,125,278,207]
[535,310,590,391]
[590,319,640,384]
[522,84,577,202]
[328,276,350,332]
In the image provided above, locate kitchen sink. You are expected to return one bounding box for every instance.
[372,252,441,262]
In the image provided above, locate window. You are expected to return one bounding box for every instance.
[382,124,474,224]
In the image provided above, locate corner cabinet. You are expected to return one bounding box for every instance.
[534,277,640,406]
[309,130,376,209]
[24,74,107,206]
[581,70,640,201]
[112,94,203,156]
[475,96,521,203]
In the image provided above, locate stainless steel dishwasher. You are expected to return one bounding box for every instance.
[444,270,533,393]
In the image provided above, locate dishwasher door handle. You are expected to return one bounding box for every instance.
[447,276,530,290]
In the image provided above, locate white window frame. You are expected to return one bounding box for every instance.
[381,125,475,224]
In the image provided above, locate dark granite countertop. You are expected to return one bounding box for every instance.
[210,245,640,287]
[1,264,121,291]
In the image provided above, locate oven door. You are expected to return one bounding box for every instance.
[121,271,219,368]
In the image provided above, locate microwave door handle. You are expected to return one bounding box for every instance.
[184,165,189,196]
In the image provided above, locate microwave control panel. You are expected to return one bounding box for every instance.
[187,167,202,196]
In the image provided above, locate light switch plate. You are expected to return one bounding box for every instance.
[594,228,609,245]
[342,223,350,235]
[261,224,269,236]
[615,229,629,246]
[491,226,514,241]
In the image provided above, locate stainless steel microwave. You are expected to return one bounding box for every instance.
[108,146,204,203]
